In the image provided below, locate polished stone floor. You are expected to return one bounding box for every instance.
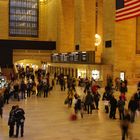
[0,85,140,140]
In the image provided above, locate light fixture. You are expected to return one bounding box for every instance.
[95,34,101,46]
[40,0,48,4]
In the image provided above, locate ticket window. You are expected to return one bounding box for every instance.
[92,70,100,80]
[120,72,125,81]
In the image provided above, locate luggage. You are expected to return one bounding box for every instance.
[70,113,77,121]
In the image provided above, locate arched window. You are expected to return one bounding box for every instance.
[9,0,39,37]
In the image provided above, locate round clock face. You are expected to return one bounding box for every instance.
[95,34,101,46]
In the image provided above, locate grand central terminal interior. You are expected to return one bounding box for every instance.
[0,0,140,140]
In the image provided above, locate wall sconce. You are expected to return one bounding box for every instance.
[95,34,101,46]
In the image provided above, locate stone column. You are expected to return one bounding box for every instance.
[80,0,96,51]
[39,1,48,40]
[102,0,115,64]
[57,0,75,53]
[95,0,103,63]
[114,19,136,83]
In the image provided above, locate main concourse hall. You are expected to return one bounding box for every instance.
[0,0,140,140]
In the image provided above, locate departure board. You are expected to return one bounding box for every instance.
[60,54,64,62]
[81,52,87,61]
[9,0,38,37]
[51,51,94,64]
[59,53,69,62]
[73,52,79,62]
[69,53,74,62]
[63,54,69,62]
[51,54,59,62]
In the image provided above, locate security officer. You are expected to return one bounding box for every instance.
[14,105,25,137]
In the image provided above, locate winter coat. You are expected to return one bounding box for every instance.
[85,93,93,105]
[128,100,137,112]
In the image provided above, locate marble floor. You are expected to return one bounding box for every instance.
[0,85,140,140]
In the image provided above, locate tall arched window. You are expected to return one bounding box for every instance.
[9,0,39,37]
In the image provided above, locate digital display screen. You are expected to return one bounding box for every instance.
[51,51,93,63]
[81,52,87,61]
[73,53,79,62]
[52,54,59,62]
[63,54,69,62]
[60,54,64,62]
[69,53,74,62]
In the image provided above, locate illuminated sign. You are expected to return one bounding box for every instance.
[92,70,100,80]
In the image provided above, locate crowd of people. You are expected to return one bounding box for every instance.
[0,68,54,138]
[63,75,140,140]
[0,70,140,139]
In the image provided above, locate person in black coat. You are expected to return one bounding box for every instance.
[85,91,94,114]
[118,96,125,120]
[43,82,49,98]
[0,95,4,118]
[102,87,111,113]
[109,94,117,119]
[26,81,32,97]
[8,106,16,137]
[134,88,140,110]
[120,82,127,94]
[14,105,25,137]
[128,95,137,123]
[14,82,20,101]
[94,91,100,110]
[120,109,131,140]
[20,81,26,99]
[4,87,10,104]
